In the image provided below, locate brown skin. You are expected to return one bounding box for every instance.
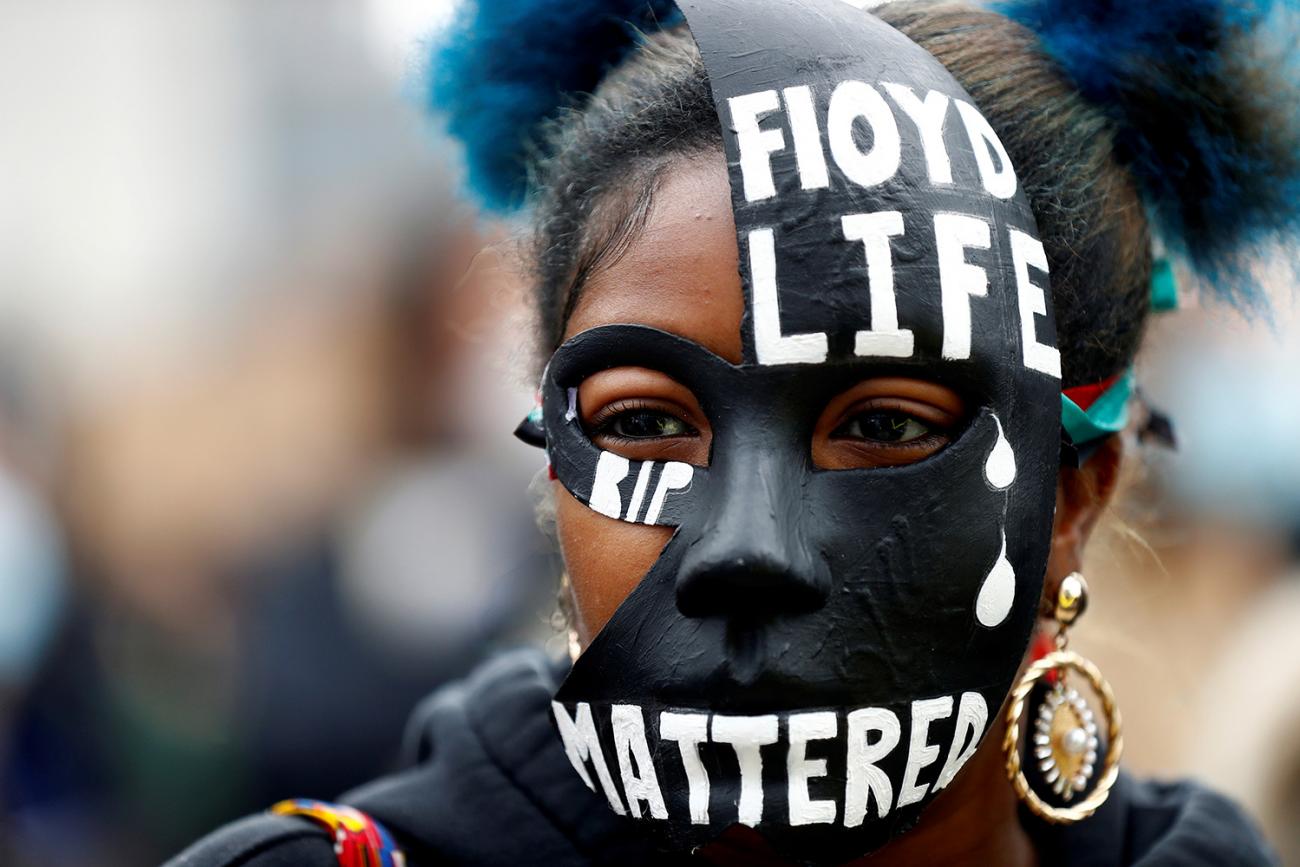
[553,156,1121,866]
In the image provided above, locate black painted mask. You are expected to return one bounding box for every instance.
[530,0,1062,861]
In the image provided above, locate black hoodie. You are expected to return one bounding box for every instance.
[164,649,1277,867]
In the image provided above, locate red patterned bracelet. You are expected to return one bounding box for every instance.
[270,799,407,867]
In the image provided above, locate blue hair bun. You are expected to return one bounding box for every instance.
[427,0,681,211]
[993,0,1300,307]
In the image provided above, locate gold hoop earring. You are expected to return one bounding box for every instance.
[1003,572,1123,823]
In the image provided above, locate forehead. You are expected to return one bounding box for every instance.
[561,0,1058,391]
[564,155,745,364]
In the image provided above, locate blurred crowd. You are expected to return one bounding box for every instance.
[0,2,1297,865]
[1,2,557,863]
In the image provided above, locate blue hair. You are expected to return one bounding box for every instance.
[992,0,1300,307]
[427,0,1300,312]
[426,0,680,211]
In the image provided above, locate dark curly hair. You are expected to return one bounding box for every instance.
[428,0,1300,386]
[528,9,1150,387]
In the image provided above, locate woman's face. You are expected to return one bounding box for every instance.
[556,155,979,645]
[540,5,1112,855]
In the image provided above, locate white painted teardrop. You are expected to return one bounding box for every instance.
[975,533,1016,627]
[984,415,1016,490]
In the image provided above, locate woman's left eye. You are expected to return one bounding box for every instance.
[834,410,933,443]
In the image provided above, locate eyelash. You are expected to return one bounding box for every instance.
[831,400,957,448]
[587,399,957,452]
[588,399,699,443]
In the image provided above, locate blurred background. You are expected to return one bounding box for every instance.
[0,1,1297,865]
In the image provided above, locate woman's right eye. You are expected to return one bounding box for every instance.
[609,411,690,439]
[577,372,711,465]
[595,407,695,441]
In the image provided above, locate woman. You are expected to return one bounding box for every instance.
[168,0,1296,864]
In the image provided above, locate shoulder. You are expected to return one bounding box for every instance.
[164,649,649,867]
[1030,773,1278,867]
[162,813,336,867]
[343,648,650,865]
[1117,776,1278,866]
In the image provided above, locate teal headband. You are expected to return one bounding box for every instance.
[1061,369,1134,446]
[1058,256,1175,448]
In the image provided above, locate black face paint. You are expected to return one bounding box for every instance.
[535,0,1062,861]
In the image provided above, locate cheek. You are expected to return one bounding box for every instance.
[554,481,673,644]
[1043,481,1071,593]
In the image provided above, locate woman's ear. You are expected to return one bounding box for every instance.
[1044,435,1124,600]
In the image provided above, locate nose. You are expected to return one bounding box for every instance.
[675,449,831,619]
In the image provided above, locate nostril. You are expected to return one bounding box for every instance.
[675,552,830,619]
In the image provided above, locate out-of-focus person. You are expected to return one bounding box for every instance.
[0,1,549,864]
[1074,300,1300,863]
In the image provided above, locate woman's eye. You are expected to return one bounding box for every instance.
[604,410,692,440]
[813,381,963,469]
[835,410,932,443]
